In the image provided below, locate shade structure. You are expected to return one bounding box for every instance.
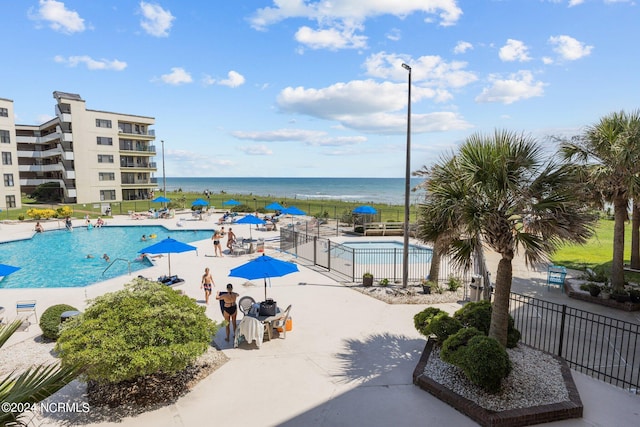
[152,196,171,203]
[0,263,20,278]
[192,198,209,207]
[229,254,299,300]
[223,199,241,206]
[353,205,377,215]
[281,206,306,216]
[235,214,266,240]
[265,202,285,211]
[139,237,197,276]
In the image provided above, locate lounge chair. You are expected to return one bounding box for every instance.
[16,300,37,329]
[264,304,292,341]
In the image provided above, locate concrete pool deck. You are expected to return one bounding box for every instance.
[1,214,638,426]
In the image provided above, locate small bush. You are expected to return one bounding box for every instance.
[440,327,483,366]
[40,304,78,340]
[454,300,521,348]
[460,335,512,393]
[427,314,463,343]
[414,307,447,336]
[447,276,462,292]
[379,278,390,287]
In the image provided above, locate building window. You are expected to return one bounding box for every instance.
[4,173,14,187]
[0,130,9,143]
[5,195,16,208]
[0,108,8,117]
[97,137,113,145]
[97,154,114,163]
[99,172,115,181]
[1,152,11,165]
[96,119,112,128]
[100,190,116,201]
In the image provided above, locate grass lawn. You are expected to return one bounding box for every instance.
[552,218,640,282]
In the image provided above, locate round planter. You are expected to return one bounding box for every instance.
[589,288,601,297]
[363,276,373,287]
[422,285,431,295]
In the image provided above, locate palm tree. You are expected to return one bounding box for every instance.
[560,110,640,291]
[418,130,596,347]
[0,320,80,425]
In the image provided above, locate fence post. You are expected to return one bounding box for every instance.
[313,236,317,265]
[327,241,331,272]
[558,304,567,358]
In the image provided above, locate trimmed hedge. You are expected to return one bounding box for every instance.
[414,307,447,336]
[460,335,512,393]
[39,304,78,340]
[453,300,521,348]
[440,327,483,366]
[427,313,463,343]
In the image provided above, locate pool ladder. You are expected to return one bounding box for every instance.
[102,258,132,276]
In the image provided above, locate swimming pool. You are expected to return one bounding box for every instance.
[0,226,213,289]
[338,240,433,265]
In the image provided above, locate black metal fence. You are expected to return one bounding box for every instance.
[280,228,471,284]
[509,292,640,392]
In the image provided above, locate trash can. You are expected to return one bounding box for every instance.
[470,275,483,302]
[60,310,81,323]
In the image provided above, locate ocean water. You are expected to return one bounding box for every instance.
[164,177,425,205]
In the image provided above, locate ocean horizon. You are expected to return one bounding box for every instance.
[164,177,425,206]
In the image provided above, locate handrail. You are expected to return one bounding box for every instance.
[102,258,132,276]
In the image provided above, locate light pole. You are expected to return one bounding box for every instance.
[161,139,167,208]
[402,63,412,288]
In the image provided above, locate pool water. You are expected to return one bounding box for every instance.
[337,240,432,265]
[0,226,213,289]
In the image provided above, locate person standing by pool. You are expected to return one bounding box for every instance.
[65,217,73,231]
[35,222,44,233]
[211,229,224,257]
[226,228,236,252]
[201,267,215,304]
[216,284,238,342]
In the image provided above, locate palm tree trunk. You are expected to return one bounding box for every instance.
[611,197,628,292]
[488,256,513,348]
[631,201,640,270]
[428,247,441,283]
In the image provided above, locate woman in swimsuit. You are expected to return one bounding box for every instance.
[211,229,224,257]
[216,283,239,342]
[201,267,215,304]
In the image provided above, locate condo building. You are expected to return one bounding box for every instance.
[0,91,157,210]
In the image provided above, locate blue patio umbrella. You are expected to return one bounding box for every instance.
[281,206,306,216]
[152,196,171,203]
[353,205,378,215]
[265,202,285,211]
[192,198,209,207]
[235,214,266,240]
[0,263,20,279]
[229,254,299,300]
[139,237,197,276]
[223,199,241,206]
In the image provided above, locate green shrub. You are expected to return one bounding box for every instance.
[460,335,512,393]
[440,327,483,366]
[447,276,462,292]
[56,278,218,384]
[414,307,447,336]
[427,314,463,343]
[454,300,521,348]
[379,278,390,287]
[39,304,78,340]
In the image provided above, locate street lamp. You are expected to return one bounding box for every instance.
[161,139,167,208]
[402,63,412,288]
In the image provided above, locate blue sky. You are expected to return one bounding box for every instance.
[2,1,639,178]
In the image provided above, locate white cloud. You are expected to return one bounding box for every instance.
[219,71,246,88]
[250,0,463,29]
[54,55,127,71]
[548,35,593,60]
[277,79,472,134]
[453,41,473,54]
[139,1,175,37]
[386,28,401,42]
[363,52,477,90]
[231,129,366,146]
[239,145,273,155]
[29,0,85,34]
[475,70,546,104]
[499,39,531,62]
[295,24,367,50]
[157,67,192,85]
[542,56,554,65]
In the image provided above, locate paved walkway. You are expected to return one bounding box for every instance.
[0,216,638,426]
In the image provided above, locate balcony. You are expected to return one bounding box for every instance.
[120,162,157,170]
[118,144,156,154]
